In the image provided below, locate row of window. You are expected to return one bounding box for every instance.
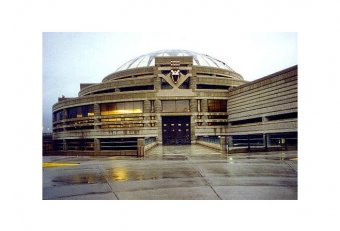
[53,138,138,151]
[52,132,297,152]
[230,112,298,126]
[230,132,298,147]
[90,85,155,95]
[196,133,298,148]
[87,77,230,94]
[53,100,228,122]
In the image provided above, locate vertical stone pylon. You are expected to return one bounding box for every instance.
[201,99,208,125]
[190,99,197,143]
[94,103,100,129]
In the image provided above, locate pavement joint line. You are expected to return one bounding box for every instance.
[284,160,297,173]
[187,155,222,200]
[97,166,120,200]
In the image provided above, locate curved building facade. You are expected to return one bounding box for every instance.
[51,50,297,156]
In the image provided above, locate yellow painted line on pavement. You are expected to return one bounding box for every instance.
[289,158,298,161]
[43,162,80,168]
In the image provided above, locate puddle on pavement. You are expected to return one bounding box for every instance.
[52,173,107,185]
[106,167,201,181]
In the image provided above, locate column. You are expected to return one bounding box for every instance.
[201,99,208,125]
[62,139,67,151]
[94,103,100,129]
[190,99,197,112]
[190,69,196,90]
[226,136,232,152]
[155,99,161,113]
[143,100,151,112]
[190,99,197,143]
[263,134,268,151]
[154,75,161,91]
[219,136,227,155]
[62,109,68,132]
[156,115,162,144]
[94,138,100,153]
[143,100,151,127]
[137,138,145,157]
[190,74,197,90]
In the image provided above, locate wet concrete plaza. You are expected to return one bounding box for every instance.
[43,145,298,200]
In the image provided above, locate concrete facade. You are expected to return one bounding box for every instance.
[224,66,298,153]
[49,50,297,156]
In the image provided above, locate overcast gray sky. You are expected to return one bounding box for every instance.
[43,32,297,132]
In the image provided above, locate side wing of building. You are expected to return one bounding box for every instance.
[226,65,298,152]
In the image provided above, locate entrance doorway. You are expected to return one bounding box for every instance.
[162,116,191,145]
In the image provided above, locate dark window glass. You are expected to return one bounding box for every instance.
[82,105,94,117]
[161,78,173,89]
[197,84,229,90]
[67,105,94,119]
[66,139,94,151]
[231,117,262,125]
[100,138,137,151]
[53,110,64,122]
[208,100,227,112]
[179,77,190,89]
[268,132,298,147]
[232,134,264,147]
[91,89,115,95]
[266,112,297,121]
[120,85,154,92]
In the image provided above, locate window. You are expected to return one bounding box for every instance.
[66,139,94,151]
[268,132,297,147]
[231,117,262,126]
[82,105,94,117]
[67,105,94,119]
[266,112,297,121]
[197,136,219,144]
[179,77,190,89]
[100,138,137,151]
[91,89,115,95]
[208,115,228,119]
[100,101,143,115]
[232,134,264,147]
[119,85,154,92]
[208,100,227,112]
[161,77,172,89]
[53,140,64,151]
[162,100,190,112]
[53,110,64,122]
[197,84,230,90]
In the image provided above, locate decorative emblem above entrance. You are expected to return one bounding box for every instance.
[170,69,180,84]
[170,60,181,84]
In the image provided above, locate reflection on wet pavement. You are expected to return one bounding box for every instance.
[43,162,80,168]
[105,166,201,181]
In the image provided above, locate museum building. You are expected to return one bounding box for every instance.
[50,50,297,156]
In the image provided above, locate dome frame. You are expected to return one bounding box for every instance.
[116,49,235,72]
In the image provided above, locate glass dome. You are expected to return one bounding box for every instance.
[116,49,235,72]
